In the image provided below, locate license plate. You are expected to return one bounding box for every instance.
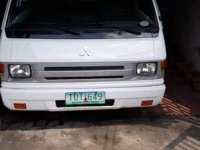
[65,91,105,105]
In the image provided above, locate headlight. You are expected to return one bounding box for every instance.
[137,63,157,76]
[9,65,31,78]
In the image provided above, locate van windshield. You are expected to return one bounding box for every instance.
[6,0,159,39]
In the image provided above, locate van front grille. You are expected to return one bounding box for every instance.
[8,62,135,82]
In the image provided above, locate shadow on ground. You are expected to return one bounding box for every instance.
[164,125,200,150]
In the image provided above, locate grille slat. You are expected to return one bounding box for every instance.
[45,76,124,80]
[45,66,124,71]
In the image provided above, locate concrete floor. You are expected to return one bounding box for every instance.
[0,66,199,150]
[0,117,199,150]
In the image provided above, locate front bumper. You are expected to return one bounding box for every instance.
[1,80,166,111]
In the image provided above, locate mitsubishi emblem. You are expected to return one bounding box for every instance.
[79,46,92,56]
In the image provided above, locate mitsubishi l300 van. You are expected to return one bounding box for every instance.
[0,0,166,111]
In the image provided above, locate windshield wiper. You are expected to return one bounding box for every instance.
[36,23,80,36]
[101,25,159,35]
[6,23,80,36]
[114,27,142,35]
[88,20,158,35]
[78,23,141,35]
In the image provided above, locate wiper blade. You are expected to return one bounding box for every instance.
[95,20,159,34]
[102,25,159,35]
[6,23,80,36]
[75,22,142,35]
[118,28,142,35]
[101,26,142,35]
[36,23,80,36]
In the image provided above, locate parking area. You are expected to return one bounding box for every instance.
[0,0,200,149]
[0,62,199,150]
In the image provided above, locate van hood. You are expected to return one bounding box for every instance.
[0,32,166,63]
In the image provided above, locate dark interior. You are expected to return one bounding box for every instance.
[0,0,7,25]
[8,0,156,25]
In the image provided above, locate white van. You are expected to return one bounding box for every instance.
[0,0,166,111]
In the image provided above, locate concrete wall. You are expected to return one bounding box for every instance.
[170,0,200,71]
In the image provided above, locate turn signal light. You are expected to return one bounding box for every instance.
[160,60,167,69]
[14,103,27,109]
[0,64,4,73]
[141,100,153,106]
